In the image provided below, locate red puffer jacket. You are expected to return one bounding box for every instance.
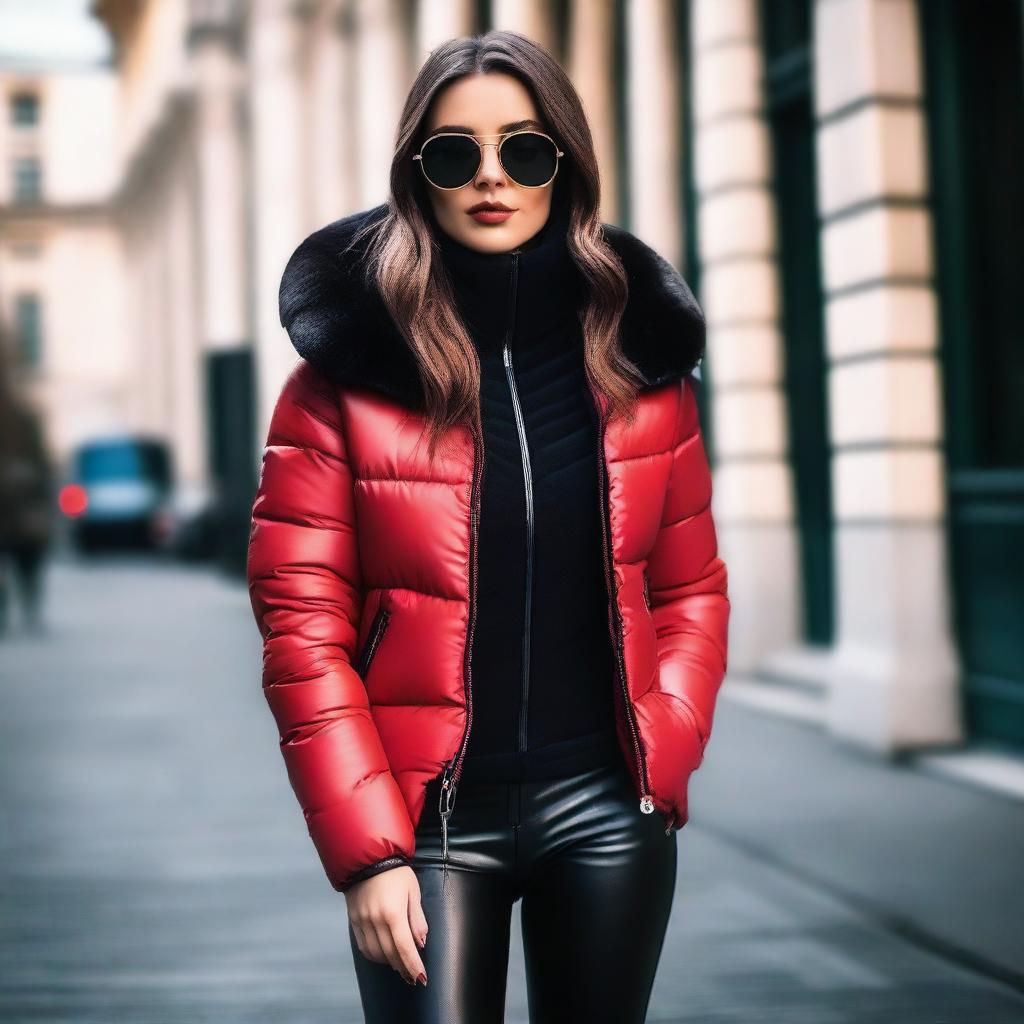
[247,204,730,893]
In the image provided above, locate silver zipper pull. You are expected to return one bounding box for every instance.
[438,763,458,896]
[440,804,451,862]
[640,794,655,814]
[438,763,457,863]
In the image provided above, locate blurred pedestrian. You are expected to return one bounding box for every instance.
[0,342,54,636]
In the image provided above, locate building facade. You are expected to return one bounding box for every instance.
[4,0,1019,756]
[0,54,124,458]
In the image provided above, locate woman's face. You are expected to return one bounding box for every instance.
[418,72,559,254]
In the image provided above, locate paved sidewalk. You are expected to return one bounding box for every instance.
[696,685,1024,991]
[0,556,1021,1022]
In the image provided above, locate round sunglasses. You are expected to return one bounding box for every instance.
[413,129,565,190]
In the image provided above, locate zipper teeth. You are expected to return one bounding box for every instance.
[508,350,533,750]
[502,252,532,751]
[593,387,651,801]
[451,248,519,787]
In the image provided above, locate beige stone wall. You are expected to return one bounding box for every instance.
[685,0,962,752]
[814,0,960,750]
[690,0,801,679]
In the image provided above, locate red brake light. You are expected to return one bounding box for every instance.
[59,483,88,517]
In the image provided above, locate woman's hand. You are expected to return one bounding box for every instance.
[346,865,429,986]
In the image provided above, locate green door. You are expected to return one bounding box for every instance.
[761,0,834,645]
[921,0,1024,747]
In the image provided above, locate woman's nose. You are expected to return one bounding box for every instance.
[475,142,506,186]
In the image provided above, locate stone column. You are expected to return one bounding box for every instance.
[164,154,204,487]
[352,0,410,209]
[625,0,682,264]
[136,219,166,434]
[305,0,350,225]
[489,0,557,52]
[193,26,248,357]
[567,0,619,224]
[192,11,256,571]
[337,0,361,213]
[690,0,801,676]
[122,215,151,432]
[815,0,960,751]
[415,0,475,64]
[247,0,308,441]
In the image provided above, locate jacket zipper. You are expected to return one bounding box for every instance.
[356,606,390,678]
[439,250,673,861]
[501,251,533,751]
[439,247,523,872]
[592,385,662,826]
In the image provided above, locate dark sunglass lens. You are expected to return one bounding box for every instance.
[420,135,480,188]
[501,133,558,187]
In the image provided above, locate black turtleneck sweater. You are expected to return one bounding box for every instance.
[431,200,620,784]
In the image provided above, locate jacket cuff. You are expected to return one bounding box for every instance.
[336,854,413,893]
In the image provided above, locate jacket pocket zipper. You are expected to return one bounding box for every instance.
[356,606,390,679]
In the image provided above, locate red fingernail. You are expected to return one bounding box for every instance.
[417,972,427,986]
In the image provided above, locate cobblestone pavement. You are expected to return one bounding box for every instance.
[1,556,1022,1023]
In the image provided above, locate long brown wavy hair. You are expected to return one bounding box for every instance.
[352,30,647,460]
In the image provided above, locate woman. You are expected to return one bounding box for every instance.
[247,30,729,1024]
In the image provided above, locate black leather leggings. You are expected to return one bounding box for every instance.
[349,757,678,1023]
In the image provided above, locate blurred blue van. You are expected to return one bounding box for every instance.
[63,436,173,552]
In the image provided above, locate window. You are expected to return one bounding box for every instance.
[13,157,42,202]
[10,92,39,127]
[14,293,43,368]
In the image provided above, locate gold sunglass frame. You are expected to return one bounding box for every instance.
[412,129,565,191]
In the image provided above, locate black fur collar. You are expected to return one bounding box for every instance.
[278,202,705,410]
